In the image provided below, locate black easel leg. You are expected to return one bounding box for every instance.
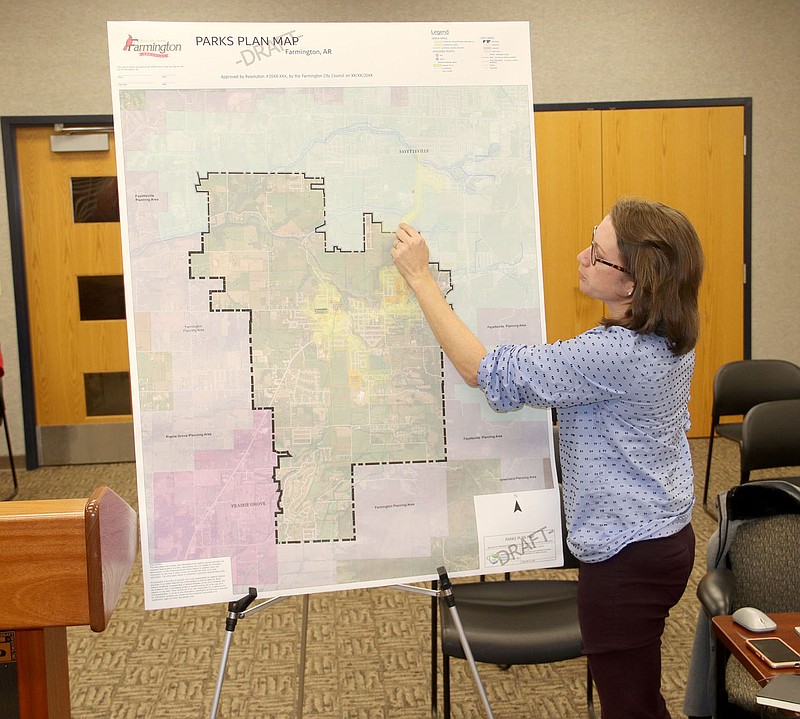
[2,403,18,500]
[443,653,451,719]
[431,580,438,719]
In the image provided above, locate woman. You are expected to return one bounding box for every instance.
[392,197,704,719]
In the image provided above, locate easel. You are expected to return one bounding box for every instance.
[0,375,18,501]
[209,589,310,719]
[210,566,495,719]
[394,567,495,719]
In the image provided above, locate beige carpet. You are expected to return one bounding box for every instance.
[3,438,786,718]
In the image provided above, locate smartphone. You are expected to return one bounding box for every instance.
[746,637,800,668]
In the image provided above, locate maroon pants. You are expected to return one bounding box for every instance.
[577,523,695,719]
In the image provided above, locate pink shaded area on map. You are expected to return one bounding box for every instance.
[152,410,281,586]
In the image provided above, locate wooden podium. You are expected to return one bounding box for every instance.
[0,486,138,718]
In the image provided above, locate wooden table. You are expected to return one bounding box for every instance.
[713,612,800,686]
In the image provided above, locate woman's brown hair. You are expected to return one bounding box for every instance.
[602,198,704,356]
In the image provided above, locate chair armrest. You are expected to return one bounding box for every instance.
[697,568,735,617]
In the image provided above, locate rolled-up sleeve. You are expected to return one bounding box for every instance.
[478,329,635,412]
[478,345,526,411]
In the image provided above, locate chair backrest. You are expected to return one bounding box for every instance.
[713,480,800,565]
[741,399,800,476]
[728,514,800,612]
[712,359,800,419]
[723,478,800,522]
[720,480,800,612]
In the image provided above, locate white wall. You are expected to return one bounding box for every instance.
[1,0,798,460]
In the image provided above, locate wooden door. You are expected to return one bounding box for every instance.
[535,106,745,438]
[534,110,605,342]
[601,106,745,437]
[15,126,132,465]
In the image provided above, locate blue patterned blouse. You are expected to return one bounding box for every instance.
[478,325,695,563]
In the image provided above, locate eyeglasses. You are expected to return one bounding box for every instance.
[591,227,630,274]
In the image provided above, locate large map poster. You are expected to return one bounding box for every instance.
[107,21,562,610]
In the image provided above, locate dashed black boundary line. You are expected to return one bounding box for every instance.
[188,170,450,549]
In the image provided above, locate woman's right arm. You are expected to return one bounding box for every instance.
[391,223,487,387]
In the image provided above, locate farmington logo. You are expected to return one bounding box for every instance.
[123,34,182,58]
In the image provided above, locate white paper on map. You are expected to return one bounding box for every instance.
[474,489,563,571]
[107,20,562,609]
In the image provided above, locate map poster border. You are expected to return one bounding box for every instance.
[107,20,562,610]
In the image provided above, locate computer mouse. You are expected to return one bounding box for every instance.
[732,606,778,633]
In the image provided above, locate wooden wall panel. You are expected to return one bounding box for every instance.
[601,106,745,436]
[535,110,605,343]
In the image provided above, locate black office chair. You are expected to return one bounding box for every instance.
[702,360,800,508]
[697,480,800,718]
[739,399,800,486]
[433,482,594,718]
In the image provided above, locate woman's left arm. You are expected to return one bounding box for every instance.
[392,223,487,387]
